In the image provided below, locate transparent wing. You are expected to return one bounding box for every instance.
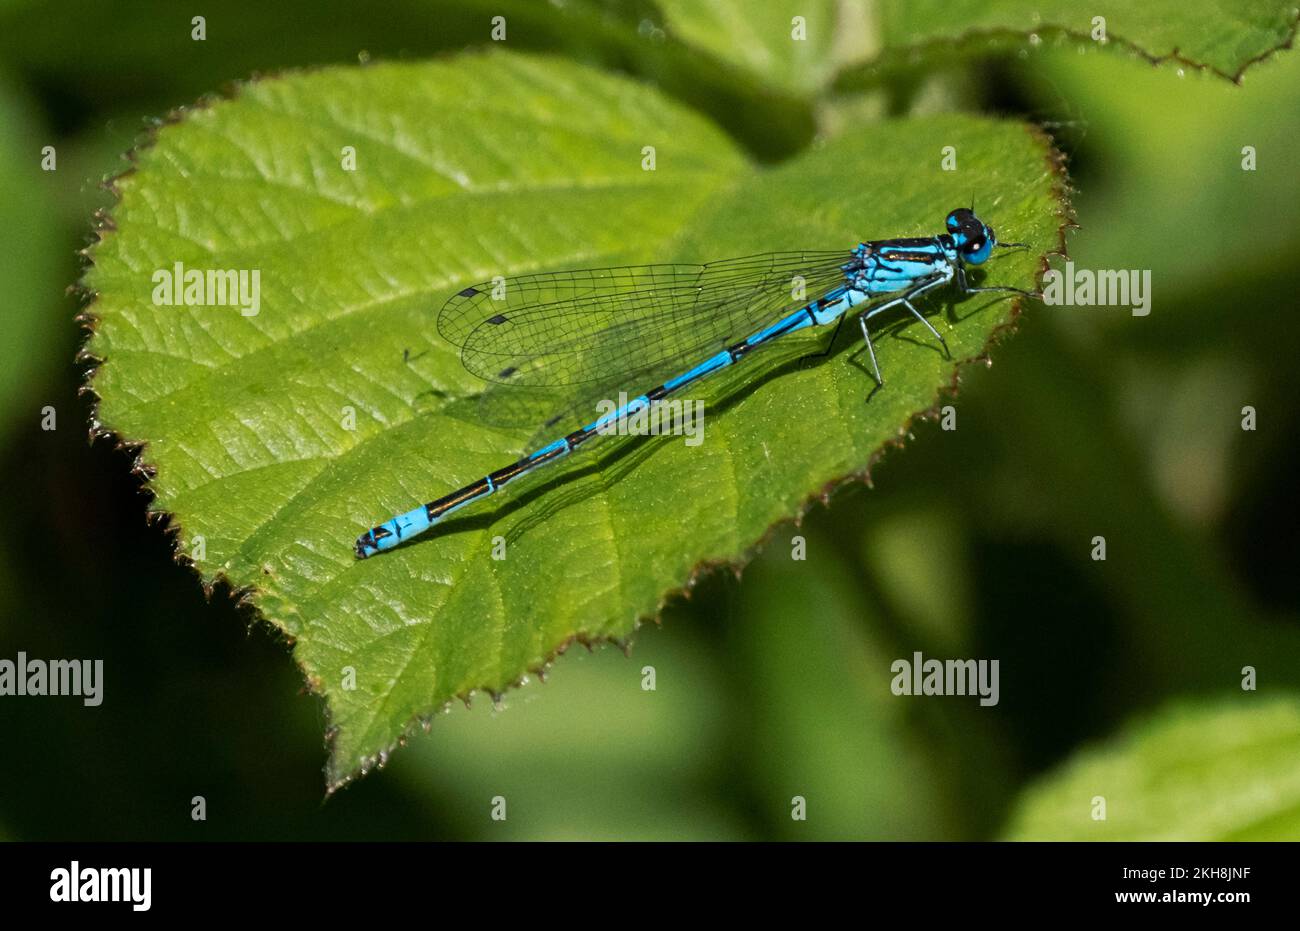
[437,251,855,390]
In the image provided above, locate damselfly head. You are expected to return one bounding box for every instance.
[945,207,996,265]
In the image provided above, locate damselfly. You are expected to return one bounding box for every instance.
[355,207,1032,558]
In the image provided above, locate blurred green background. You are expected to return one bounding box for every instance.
[1,2,1297,840]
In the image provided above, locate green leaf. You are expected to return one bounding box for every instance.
[871,0,1299,81]
[393,626,744,839]
[1021,41,1300,282]
[732,538,957,839]
[654,1,1297,96]
[82,50,1064,787]
[0,0,819,162]
[656,0,876,95]
[1004,696,1300,840]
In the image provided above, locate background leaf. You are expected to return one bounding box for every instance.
[839,0,1299,89]
[653,0,1298,96]
[0,0,819,163]
[83,50,1063,786]
[656,0,876,95]
[391,624,743,840]
[727,537,960,839]
[1004,696,1300,840]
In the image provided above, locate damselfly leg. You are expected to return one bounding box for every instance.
[797,313,848,367]
[856,272,952,386]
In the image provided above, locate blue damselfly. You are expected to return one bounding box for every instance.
[356,207,1032,558]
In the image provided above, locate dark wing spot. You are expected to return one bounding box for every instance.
[458,286,480,297]
[487,314,508,325]
[499,366,517,378]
